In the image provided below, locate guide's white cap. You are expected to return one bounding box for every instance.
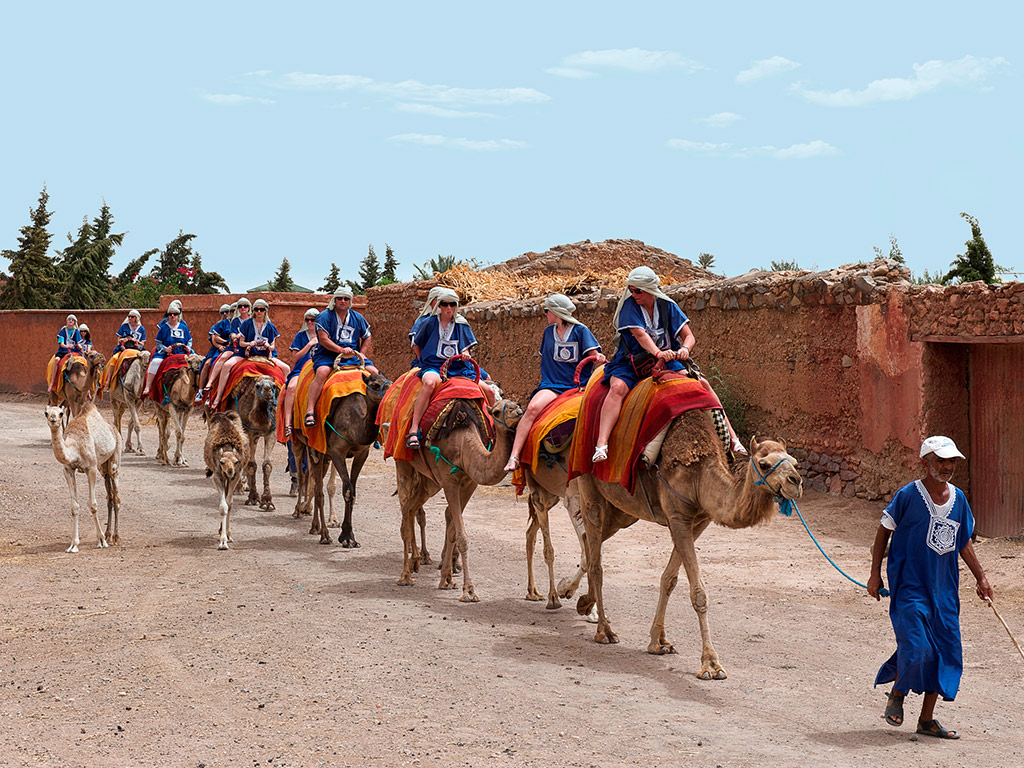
[920,436,965,460]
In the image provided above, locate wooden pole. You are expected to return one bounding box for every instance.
[986,598,1024,662]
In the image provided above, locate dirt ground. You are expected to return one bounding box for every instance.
[2,395,1022,768]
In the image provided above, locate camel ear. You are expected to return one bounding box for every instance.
[776,436,787,450]
[749,435,760,453]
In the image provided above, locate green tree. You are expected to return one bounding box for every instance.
[320,262,341,293]
[0,186,59,309]
[55,202,125,308]
[944,212,999,284]
[150,232,227,294]
[379,243,399,284]
[767,259,800,271]
[697,252,716,269]
[347,244,380,294]
[108,248,160,307]
[269,257,293,291]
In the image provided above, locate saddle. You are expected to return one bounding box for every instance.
[46,354,88,398]
[148,355,189,403]
[289,361,369,452]
[212,358,285,412]
[102,349,143,392]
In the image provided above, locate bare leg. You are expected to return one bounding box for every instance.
[211,356,242,408]
[506,389,556,471]
[408,372,439,438]
[304,365,332,425]
[594,377,629,459]
[282,377,299,434]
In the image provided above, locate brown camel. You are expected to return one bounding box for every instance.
[227,374,282,511]
[203,411,247,550]
[50,350,107,418]
[110,351,151,454]
[395,397,523,601]
[44,403,122,552]
[154,354,203,467]
[575,410,803,680]
[292,371,391,546]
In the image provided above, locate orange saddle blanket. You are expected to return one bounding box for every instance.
[286,361,369,452]
[101,349,143,392]
[213,358,285,412]
[46,354,88,399]
[378,372,492,462]
[510,387,585,495]
[567,365,721,494]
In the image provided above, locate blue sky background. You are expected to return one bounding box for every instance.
[1,1,1019,292]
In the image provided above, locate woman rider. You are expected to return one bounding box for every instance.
[48,314,83,391]
[212,299,291,408]
[142,300,193,397]
[504,293,605,472]
[206,299,248,407]
[113,309,146,353]
[281,308,320,438]
[194,304,232,403]
[409,286,445,366]
[592,266,745,462]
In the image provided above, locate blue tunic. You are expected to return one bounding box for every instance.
[312,308,371,368]
[603,296,689,388]
[288,328,318,382]
[114,322,146,352]
[413,315,478,379]
[409,315,431,366]
[239,318,280,358]
[537,323,601,394]
[874,481,975,701]
[203,318,233,361]
[154,320,193,358]
[55,327,83,358]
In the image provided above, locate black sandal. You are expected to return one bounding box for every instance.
[917,718,959,739]
[884,690,904,727]
[406,432,421,449]
[304,414,316,428]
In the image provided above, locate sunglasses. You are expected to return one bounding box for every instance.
[254,307,267,312]
[167,312,180,316]
[305,317,316,322]
[629,287,646,295]
[220,310,229,314]
[336,297,351,302]
[439,301,457,307]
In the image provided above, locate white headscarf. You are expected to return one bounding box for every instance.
[304,307,319,319]
[166,299,183,320]
[122,308,142,326]
[66,314,79,328]
[544,293,580,326]
[251,298,272,325]
[219,303,231,314]
[612,266,672,330]
[327,287,354,311]
[432,287,468,325]
[418,286,446,319]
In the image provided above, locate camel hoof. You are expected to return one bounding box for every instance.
[556,577,577,599]
[218,541,229,550]
[584,607,599,624]
[327,519,340,529]
[460,589,479,603]
[97,539,109,549]
[594,629,619,645]
[176,458,188,467]
[576,595,596,616]
[438,578,455,590]
[245,495,259,507]
[648,642,677,655]
[136,447,145,456]
[396,574,415,586]
[66,544,79,554]
[419,552,432,566]
[319,535,332,545]
[339,537,360,548]
[545,597,562,610]
[260,498,275,511]
[525,589,543,602]
[696,667,728,681]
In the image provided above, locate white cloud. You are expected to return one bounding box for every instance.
[389,133,528,151]
[275,72,548,105]
[793,55,1008,106]
[396,103,496,119]
[697,112,742,128]
[668,138,839,159]
[736,56,800,84]
[549,48,704,78]
[244,70,271,77]
[202,93,275,106]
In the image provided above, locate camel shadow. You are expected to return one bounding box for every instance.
[806,728,908,748]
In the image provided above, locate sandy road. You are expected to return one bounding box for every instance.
[1,395,1022,768]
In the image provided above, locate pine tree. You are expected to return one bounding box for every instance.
[380,243,399,284]
[944,212,999,284]
[320,262,341,293]
[150,231,227,294]
[55,202,124,308]
[347,244,380,293]
[270,257,293,291]
[0,186,59,309]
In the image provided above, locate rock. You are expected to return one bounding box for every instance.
[841,355,854,367]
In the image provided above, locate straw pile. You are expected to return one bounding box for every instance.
[435,263,672,304]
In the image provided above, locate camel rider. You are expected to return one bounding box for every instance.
[49,314,83,391]
[114,309,146,353]
[77,324,94,354]
[303,288,378,429]
[409,286,446,366]
[281,308,320,438]
[406,288,497,449]
[504,293,606,472]
[194,304,233,403]
[142,300,192,397]
[206,299,249,407]
[211,299,290,407]
[592,266,745,463]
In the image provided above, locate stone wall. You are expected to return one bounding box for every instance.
[904,280,1024,339]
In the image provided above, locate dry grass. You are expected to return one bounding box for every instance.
[435,263,663,304]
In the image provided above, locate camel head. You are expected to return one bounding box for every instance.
[489,398,524,433]
[253,375,279,406]
[186,353,204,374]
[136,350,152,367]
[86,349,107,371]
[44,405,66,430]
[215,447,243,480]
[364,371,391,404]
[748,436,803,501]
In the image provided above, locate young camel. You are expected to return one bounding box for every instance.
[203,411,247,550]
[575,410,803,680]
[110,350,151,454]
[44,403,122,552]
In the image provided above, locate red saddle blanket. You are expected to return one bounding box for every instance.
[567,365,721,494]
[379,373,492,462]
[213,358,286,412]
[148,355,189,403]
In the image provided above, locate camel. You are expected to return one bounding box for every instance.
[203,411,247,550]
[227,374,282,511]
[44,403,122,552]
[574,410,803,679]
[110,351,151,454]
[154,354,203,467]
[50,349,107,418]
[292,371,391,546]
[395,396,523,601]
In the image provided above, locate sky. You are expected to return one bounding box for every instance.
[1,1,1020,292]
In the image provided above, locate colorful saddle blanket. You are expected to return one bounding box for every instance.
[101,349,143,392]
[567,365,721,494]
[379,373,493,463]
[46,354,88,399]
[213,358,286,412]
[288,361,369,453]
[510,387,585,495]
[148,354,189,403]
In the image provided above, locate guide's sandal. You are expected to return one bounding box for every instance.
[884,690,904,726]
[406,432,421,449]
[304,413,316,428]
[917,719,959,739]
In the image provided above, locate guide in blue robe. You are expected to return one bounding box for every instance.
[874,480,975,701]
[312,307,371,368]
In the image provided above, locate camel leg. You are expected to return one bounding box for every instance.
[576,484,623,644]
[102,462,121,546]
[291,442,310,518]
[396,462,427,585]
[647,547,683,655]
[525,496,542,601]
[113,401,126,450]
[259,435,274,511]
[174,405,190,466]
[437,503,456,590]
[128,397,143,455]
[64,468,81,554]
[325,464,339,527]
[451,482,479,602]
[557,494,598,622]
[666,517,725,680]
[245,432,260,506]
[525,483,561,608]
[309,455,331,544]
[155,411,168,464]
[337,448,368,548]
[217,478,232,550]
[86,468,108,549]
[416,506,431,565]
